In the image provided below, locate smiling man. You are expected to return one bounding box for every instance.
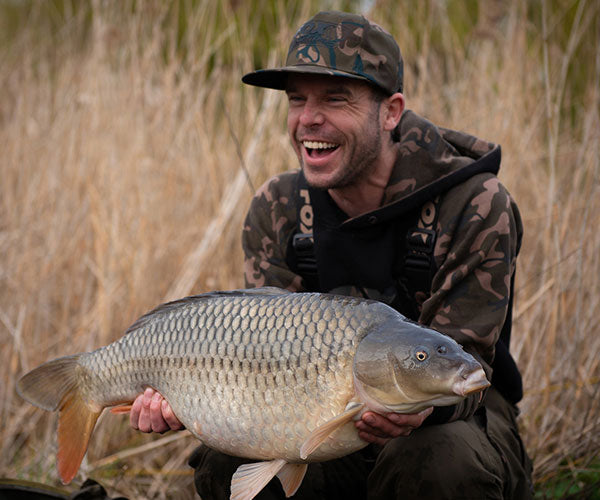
[132,11,533,499]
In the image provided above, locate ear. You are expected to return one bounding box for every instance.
[382,92,405,132]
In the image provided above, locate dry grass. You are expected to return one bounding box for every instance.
[1,0,599,498]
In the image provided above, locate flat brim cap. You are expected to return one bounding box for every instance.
[242,11,403,95]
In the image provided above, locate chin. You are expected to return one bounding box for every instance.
[301,167,339,190]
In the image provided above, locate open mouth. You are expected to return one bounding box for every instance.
[302,140,339,158]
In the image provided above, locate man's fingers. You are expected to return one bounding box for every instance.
[356,417,393,438]
[131,388,160,433]
[362,412,412,438]
[161,400,185,430]
[138,388,157,432]
[129,394,144,430]
[355,407,435,444]
[387,407,433,427]
[148,392,169,433]
[355,417,394,445]
[130,388,184,433]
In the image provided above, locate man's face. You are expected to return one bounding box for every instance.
[286,74,384,190]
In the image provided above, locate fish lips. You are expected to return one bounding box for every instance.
[452,367,490,397]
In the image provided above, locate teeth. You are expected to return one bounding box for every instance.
[303,141,337,150]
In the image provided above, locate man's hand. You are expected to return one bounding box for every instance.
[355,407,433,446]
[130,388,185,433]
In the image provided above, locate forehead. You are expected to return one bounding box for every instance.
[285,73,373,95]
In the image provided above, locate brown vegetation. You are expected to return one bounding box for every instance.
[1,0,598,497]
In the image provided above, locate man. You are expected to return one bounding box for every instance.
[131,11,533,499]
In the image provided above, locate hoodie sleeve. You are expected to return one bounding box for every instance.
[242,173,305,292]
[419,172,523,422]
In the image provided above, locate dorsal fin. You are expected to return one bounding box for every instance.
[125,287,290,334]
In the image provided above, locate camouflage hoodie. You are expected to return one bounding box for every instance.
[243,110,523,422]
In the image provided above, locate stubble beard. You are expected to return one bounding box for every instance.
[324,126,382,189]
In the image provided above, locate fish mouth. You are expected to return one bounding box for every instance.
[452,368,490,397]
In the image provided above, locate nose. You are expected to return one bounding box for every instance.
[298,99,325,127]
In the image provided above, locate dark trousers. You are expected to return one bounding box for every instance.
[188,388,533,499]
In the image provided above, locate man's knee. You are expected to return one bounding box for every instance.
[368,418,505,499]
[187,446,313,500]
[188,446,247,500]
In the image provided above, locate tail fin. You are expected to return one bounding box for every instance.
[17,355,102,484]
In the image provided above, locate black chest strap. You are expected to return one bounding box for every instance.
[292,183,319,283]
[400,197,441,309]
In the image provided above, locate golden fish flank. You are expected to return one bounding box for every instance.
[17,287,490,500]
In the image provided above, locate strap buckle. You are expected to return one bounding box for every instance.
[292,233,317,274]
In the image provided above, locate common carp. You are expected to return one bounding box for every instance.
[17,287,490,500]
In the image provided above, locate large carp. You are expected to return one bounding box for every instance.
[17,287,490,499]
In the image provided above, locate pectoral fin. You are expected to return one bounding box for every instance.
[299,403,365,460]
[230,459,287,500]
[276,463,308,497]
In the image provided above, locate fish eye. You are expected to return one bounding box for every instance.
[437,345,447,354]
[415,350,428,362]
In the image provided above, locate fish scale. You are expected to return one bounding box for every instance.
[17,287,490,499]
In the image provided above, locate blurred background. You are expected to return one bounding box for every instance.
[1,0,598,498]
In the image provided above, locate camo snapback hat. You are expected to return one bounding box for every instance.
[242,11,404,95]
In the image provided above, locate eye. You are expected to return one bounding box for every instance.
[437,345,447,354]
[287,94,305,104]
[415,350,428,362]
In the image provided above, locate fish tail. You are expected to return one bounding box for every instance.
[17,355,102,484]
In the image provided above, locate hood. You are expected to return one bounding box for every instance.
[342,110,501,229]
